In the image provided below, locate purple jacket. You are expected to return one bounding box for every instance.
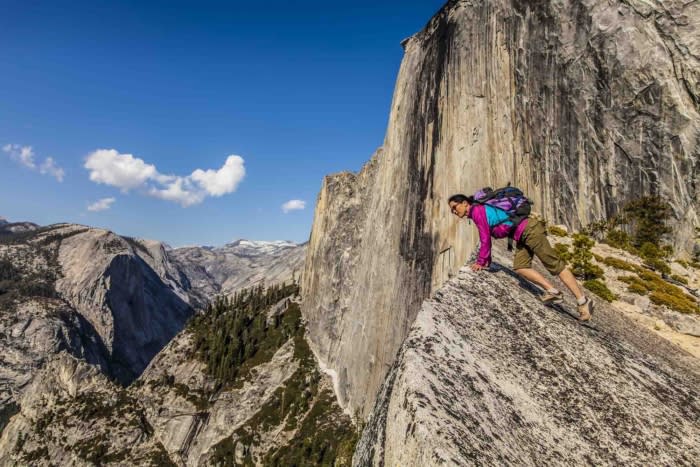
[468,204,529,266]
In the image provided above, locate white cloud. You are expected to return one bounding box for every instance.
[84,149,157,191]
[191,155,245,196]
[87,197,116,212]
[84,149,246,207]
[282,199,306,213]
[3,144,64,181]
[148,178,205,207]
[4,143,37,168]
[17,146,36,168]
[39,157,65,182]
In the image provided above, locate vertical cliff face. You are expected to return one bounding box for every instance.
[302,0,699,419]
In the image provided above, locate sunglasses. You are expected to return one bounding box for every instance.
[450,202,470,216]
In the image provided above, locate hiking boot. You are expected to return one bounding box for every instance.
[577,297,593,321]
[541,290,563,304]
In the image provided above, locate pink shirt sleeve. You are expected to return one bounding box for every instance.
[470,205,492,266]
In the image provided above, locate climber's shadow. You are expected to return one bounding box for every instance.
[487,262,541,296]
[487,262,599,331]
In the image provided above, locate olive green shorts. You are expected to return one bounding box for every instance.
[513,219,566,275]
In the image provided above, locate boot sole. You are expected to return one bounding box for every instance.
[541,297,563,305]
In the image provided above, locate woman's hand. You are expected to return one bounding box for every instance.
[470,263,487,272]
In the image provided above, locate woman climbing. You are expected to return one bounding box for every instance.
[448,190,593,321]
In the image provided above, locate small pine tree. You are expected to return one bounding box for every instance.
[571,234,604,280]
[622,195,672,249]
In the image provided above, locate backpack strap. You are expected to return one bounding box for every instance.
[506,216,527,251]
[484,209,528,251]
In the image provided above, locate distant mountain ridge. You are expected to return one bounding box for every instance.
[228,238,299,247]
[0,222,193,389]
[0,216,305,307]
[0,216,39,234]
[171,238,306,307]
[0,220,306,428]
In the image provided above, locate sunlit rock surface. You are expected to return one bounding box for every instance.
[134,332,300,466]
[0,222,193,417]
[0,294,355,466]
[303,0,699,419]
[354,247,700,466]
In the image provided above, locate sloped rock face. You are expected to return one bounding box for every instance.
[0,226,114,423]
[132,294,355,466]
[354,248,700,466]
[0,299,110,424]
[0,221,309,445]
[303,0,700,419]
[0,223,193,396]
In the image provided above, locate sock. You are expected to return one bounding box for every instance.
[547,288,560,295]
[577,296,587,305]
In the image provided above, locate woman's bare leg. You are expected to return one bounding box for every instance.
[557,268,584,300]
[517,266,585,301]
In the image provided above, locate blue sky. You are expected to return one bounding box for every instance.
[0,0,445,246]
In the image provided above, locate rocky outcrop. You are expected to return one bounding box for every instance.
[0,220,310,441]
[0,289,356,466]
[552,231,700,355]
[53,225,193,383]
[171,240,306,308]
[0,353,172,466]
[134,333,300,466]
[132,293,355,466]
[302,0,700,419]
[0,223,193,402]
[0,299,110,422]
[0,227,114,424]
[354,246,700,466]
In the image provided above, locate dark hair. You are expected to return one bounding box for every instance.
[448,194,474,204]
